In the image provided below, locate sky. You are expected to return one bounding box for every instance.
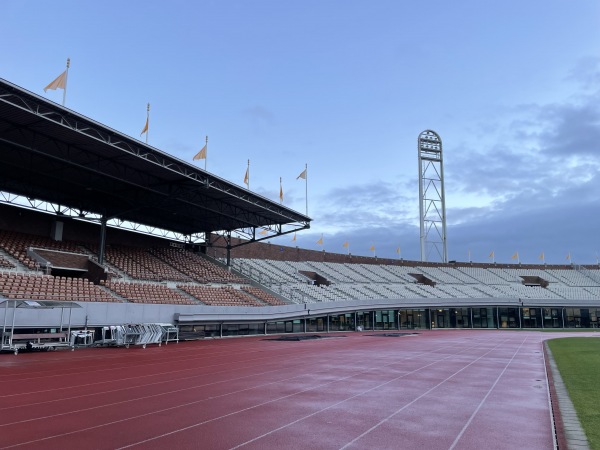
[3,0,600,264]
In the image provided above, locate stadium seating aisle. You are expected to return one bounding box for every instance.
[240,286,287,306]
[547,269,599,286]
[455,267,508,284]
[547,285,598,300]
[232,259,307,286]
[0,254,15,269]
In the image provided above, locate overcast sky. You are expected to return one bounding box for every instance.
[3,1,600,264]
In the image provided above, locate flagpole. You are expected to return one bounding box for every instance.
[204,136,208,171]
[62,58,70,106]
[279,176,283,204]
[145,103,150,144]
[304,163,308,216]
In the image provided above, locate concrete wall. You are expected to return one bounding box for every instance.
[1,297,521,329]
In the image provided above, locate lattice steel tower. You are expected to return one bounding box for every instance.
[418,130,447,262]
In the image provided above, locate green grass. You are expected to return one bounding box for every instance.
[540,328,600,332]
[510,328,600,332]
[547,337,600,449]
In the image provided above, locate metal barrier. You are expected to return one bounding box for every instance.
[95,323,179,348]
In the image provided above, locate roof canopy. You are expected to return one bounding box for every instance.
[0,78,310,237]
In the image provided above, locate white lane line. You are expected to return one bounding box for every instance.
[120,338,500,450]
[447,336,529,450]
[4,334,492,449]
[0,343,338,410]
[0,363,323,427]
[0,340,337,398]
[229,337,507,450]
[1,336,381,423]
[339,337,526,450]
[0,340,314,384]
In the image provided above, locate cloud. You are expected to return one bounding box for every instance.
[538,101,600,157]
[295,60,600,263]
[315,180,417,231]
[443,79,600,263]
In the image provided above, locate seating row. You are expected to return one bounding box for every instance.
[177,284,264,307]
[0,272,118,302]
[103,281,197,305]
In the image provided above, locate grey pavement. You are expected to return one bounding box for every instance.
[545,342,590,450]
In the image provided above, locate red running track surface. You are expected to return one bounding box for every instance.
[0,330,591,450]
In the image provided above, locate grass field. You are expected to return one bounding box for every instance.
[547,337,600,450]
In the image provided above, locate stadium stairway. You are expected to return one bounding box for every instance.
[172,283,207,304]
[97,281,127,302]
[0,248,19,270]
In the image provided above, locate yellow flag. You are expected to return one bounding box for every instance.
[292,232,296,242]
[140,117,149,136]
[396,247,400,254]
[539,252,545,260]
[259,229,268,235]
[44,70,67,92]
[489,251,494,258]
[511,252,519,260]
[193,144,207,161]
[244,167,249,186]
[279,178,283,203]
[297,168,307,180]
[316,235,323,245]
[369,245,375,251]
[342,241,349,248]
[566,252,571,260]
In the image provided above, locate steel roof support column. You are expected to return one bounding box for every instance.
[98,215,107,265]
[225,231,232,267]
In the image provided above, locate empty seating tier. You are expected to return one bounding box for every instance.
[0,272,119,302]
[177,285,264,307]
[240,286,288,306]
[152,248,249,284]
[0,230,85,270]
[103,281,198,305]
[94,245,191,282]
[232,258,600,304]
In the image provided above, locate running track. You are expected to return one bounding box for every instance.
[0,330,591,450]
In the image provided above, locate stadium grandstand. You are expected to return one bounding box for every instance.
[1,77,600,353]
